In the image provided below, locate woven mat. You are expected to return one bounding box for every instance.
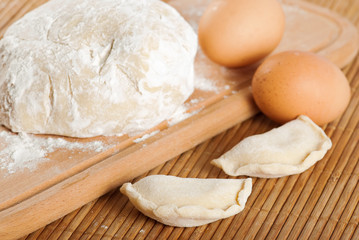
[2,0,358,239]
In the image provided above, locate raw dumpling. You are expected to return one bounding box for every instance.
[211,115,332,178]
[120,175,252,227]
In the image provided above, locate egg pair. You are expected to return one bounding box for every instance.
[198,0,351,125]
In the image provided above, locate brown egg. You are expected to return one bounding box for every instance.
[252,51,351,125]
[198,0,285,68]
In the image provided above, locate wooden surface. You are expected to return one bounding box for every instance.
[0,0,358,239]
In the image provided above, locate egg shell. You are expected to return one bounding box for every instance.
[251,51,351,125]
[198,0,285,67]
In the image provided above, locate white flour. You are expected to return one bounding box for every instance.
[133,130,160,143]
[194,76,220,92]
[0,131,110,174]
[168,104,200,127]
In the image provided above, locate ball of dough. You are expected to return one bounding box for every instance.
[0,0,197,137]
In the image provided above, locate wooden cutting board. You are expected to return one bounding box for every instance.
[0,0,358,239]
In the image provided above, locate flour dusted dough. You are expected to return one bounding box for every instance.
[212,115,332,178]
[0,0,197,137]
[120,175,252,227]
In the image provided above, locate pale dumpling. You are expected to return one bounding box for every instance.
[120,175,252,227]
[211,115,332,178]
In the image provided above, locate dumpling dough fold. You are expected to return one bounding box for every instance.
[120,175,252,227]
[212,115,332,178]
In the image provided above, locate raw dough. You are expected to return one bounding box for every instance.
[212,115,332,178]
[120,175,252,227]
[0,0,197,137]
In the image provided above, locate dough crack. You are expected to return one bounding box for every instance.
[46,75,55,125]
[67,75,74,99]
[99,39,115,74]
[116,64,142,94]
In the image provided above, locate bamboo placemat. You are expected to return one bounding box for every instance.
[6,0,359,239]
